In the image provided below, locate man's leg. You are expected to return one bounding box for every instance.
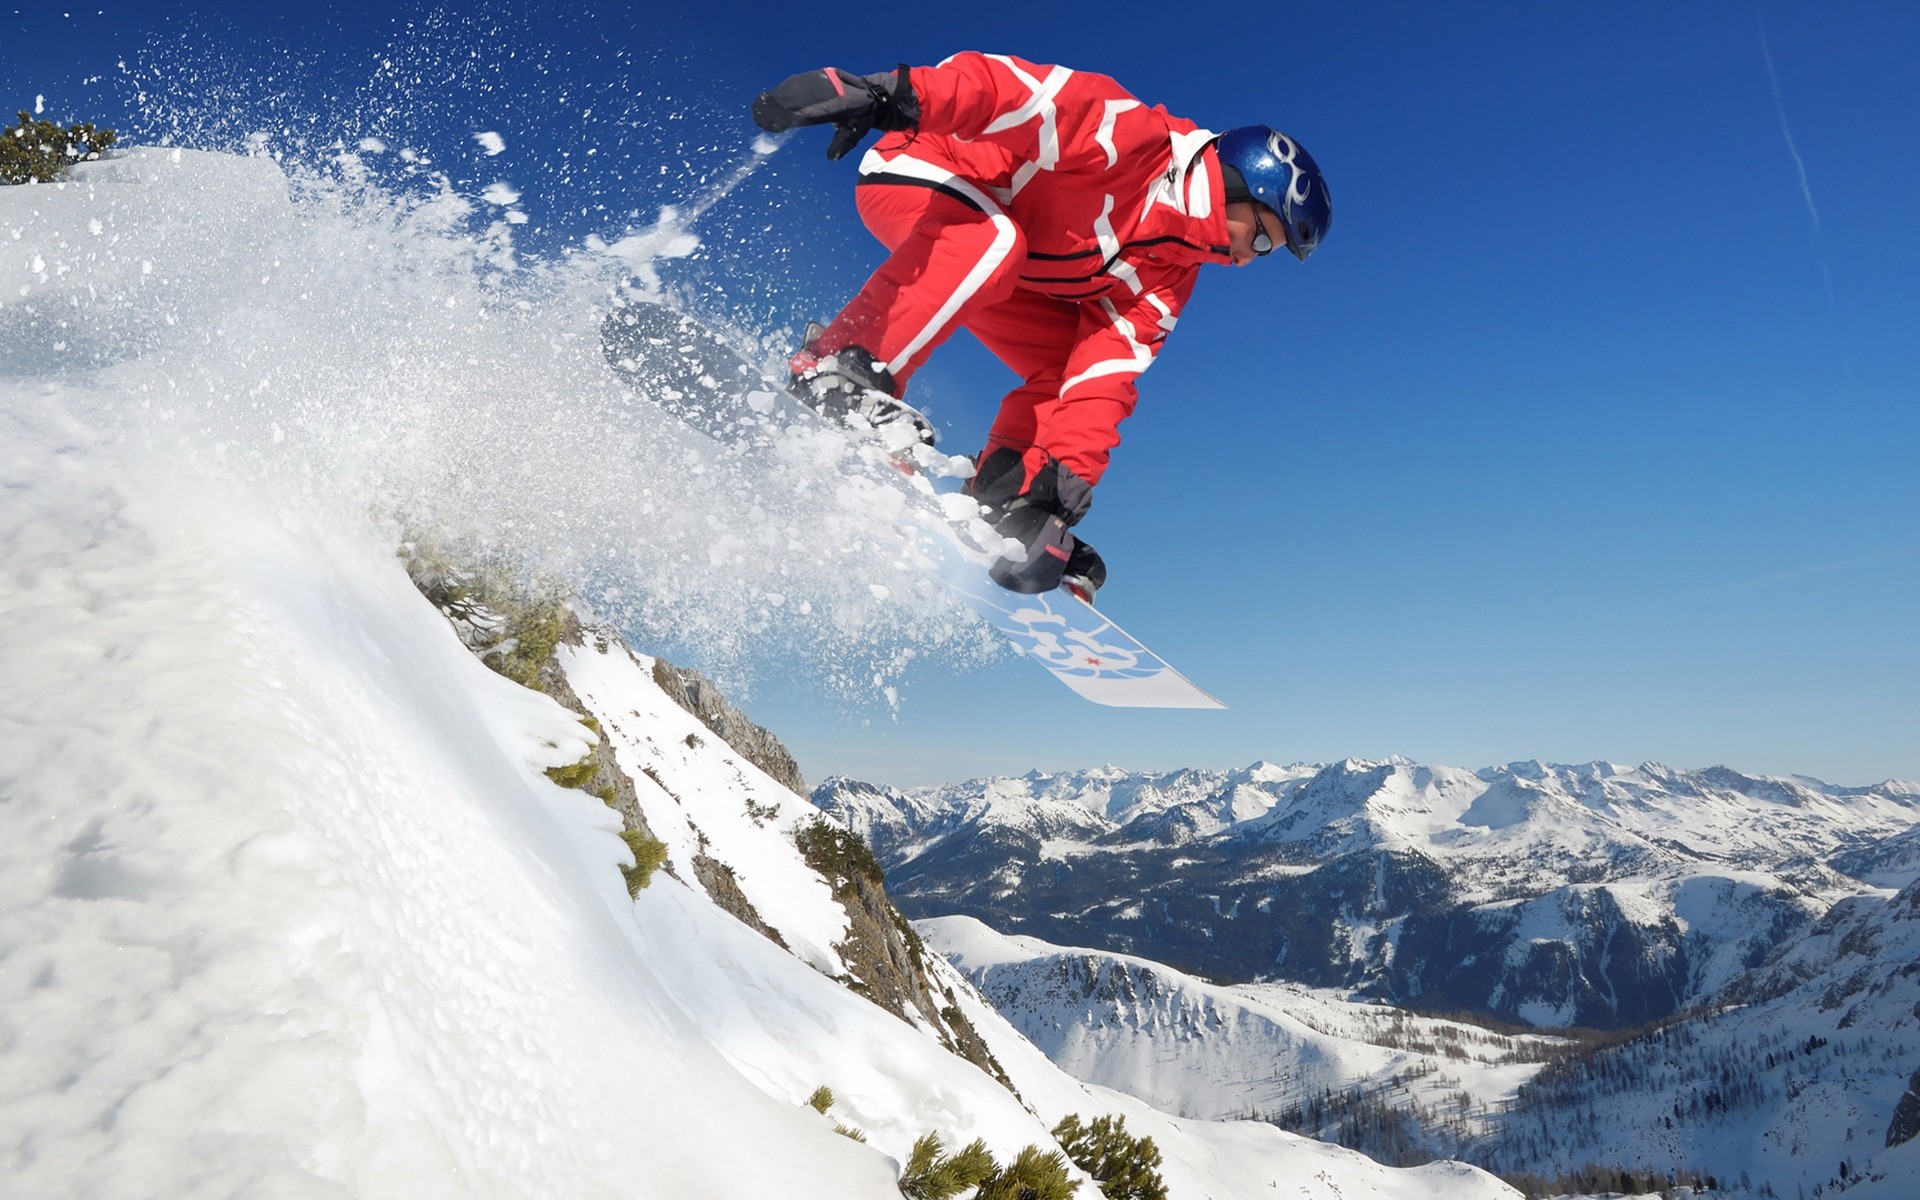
[802,168,1025,395]
[963,291,1078,466]
[962,293,1110,596]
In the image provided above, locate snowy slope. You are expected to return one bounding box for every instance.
[922,916,1559,1133]
[558,635,855,977]
[930,944,1520,1200]
[914,852,1920,1196]
[1832,822,1920,890]
[0,396,896,1199]
[1,148,1522,1200]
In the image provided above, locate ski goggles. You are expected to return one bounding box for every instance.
[1250,206,1278,257]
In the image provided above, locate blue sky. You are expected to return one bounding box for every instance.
[9,1,1917,787]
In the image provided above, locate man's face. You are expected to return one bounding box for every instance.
[1224,201,1286,266]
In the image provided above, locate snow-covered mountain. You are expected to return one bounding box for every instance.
[1,147,1522,1199]
[920,886,1920,1199]
[1478,875,1920,1198]
[817,760,1920,1028]
[1832,822,1920,890]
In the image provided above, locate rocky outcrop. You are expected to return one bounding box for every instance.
[691,850,788,950]
[795,820,1013,1091]
[1889,1066,1920,1148]
[651,659,807,796]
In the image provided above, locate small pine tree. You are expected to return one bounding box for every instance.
[901,1132,944,1188]
[1052,1115,1167,1200]
[1,110,116,184]
[793,817,886,895]
[545,752,598,790]
[977,1145,1080,1200]
[899,1133,997,1200]
[620,828,669,895]
[806,1085,835,1114]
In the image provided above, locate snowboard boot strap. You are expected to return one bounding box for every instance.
[1060,537,1106,604]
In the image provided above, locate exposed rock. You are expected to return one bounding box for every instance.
[1889,1065,1920,1148]
[692,851,788,951]
[651,659,807,796]
[795,819,1013,1091]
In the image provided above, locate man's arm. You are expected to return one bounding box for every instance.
[754,52,1143,168]
[907,52,1141,176]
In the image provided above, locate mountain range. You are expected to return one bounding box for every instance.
[815,760,1920,1028]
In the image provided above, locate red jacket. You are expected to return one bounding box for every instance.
[891,53,1231,403]
[909,53,1231,293]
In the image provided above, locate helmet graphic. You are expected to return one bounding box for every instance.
[1214,126,1331,262]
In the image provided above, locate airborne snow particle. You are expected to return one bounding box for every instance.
[473,131,506,156]
[481,182,521,206]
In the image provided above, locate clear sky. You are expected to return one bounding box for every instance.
[8,1,1917,788]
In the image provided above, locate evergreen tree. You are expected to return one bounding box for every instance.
[619,829,669,895]
[2,111,116,184]
[1052,1114,1168,1200]
[977,1145,1080,1200]
[898,1133,996,1200]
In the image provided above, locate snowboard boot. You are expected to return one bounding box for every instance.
[788,327,936,448]
[983,508,1106,598]
[969,447,1104,597]
[984,505,1074,594]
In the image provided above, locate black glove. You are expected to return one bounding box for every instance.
[752,65,919,161]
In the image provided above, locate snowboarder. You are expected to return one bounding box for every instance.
[752,52,1331,598]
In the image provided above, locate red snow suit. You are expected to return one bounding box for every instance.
[808,52,1233,518]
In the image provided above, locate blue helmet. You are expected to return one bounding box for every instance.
[1214,126,1331,262]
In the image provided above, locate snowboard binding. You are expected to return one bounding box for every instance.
[787,326,936,450]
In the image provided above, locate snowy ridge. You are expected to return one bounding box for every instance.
[557,634,854,976]
[921,916,1561,1131]
[1,147,1520,1199]
[829,759,1920,881]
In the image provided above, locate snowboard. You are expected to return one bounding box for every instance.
[600,300,1225,710]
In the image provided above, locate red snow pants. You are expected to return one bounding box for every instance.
[810,180,1127,501]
